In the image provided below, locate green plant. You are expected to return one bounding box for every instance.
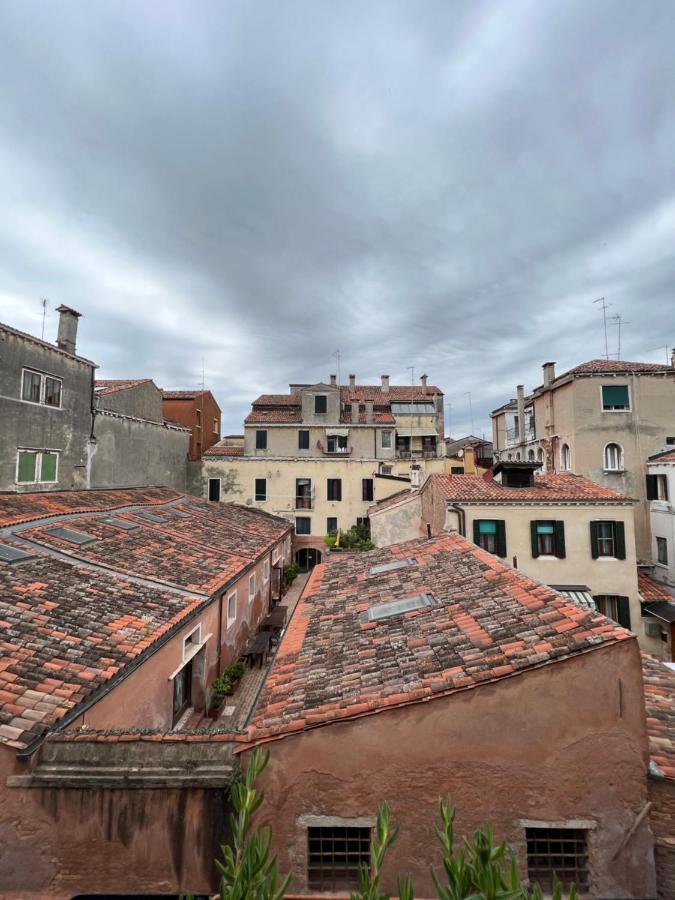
[225,660,246,681]
[351,801,401,900]
[326,523,374,552]
[210,675,231,709]
[215,748,290,899]
[282,562,300,587]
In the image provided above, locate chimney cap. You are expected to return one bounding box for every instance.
[55,304,82,318]
[543,361,556,367]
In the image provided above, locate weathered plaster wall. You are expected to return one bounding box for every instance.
[89,411,189,489]
[97,381,163,423]
[649,777,675,900]
[162,393,222,459]
[370,494,423,547]
[0,328,93,492]
[247,641,654,899]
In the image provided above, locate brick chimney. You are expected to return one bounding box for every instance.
[542,361,556,388]
[420,373,428,394]
[55,305,81,355]
[349,374,356,389]
[330,374,337,386]
[381,375,390,392]
[351,401,359,424]
[365,400,374,423]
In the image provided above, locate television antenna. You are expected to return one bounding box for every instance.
[332,350,341,385]
[41,298,47,340]
[608,314,630,360]
[593,297,611,360]
[407,365,415,386]
[465,391,474,435]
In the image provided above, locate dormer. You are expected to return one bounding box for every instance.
[298,383,341,424]
[491,460,542,488]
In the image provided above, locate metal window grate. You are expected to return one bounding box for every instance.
[526,828,589,891]
[307,826,370,891]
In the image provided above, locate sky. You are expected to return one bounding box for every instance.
[1,0,674,437]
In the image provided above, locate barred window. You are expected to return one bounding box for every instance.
[526,827,589,892]
[307,826,370,891]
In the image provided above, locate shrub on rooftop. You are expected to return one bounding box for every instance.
[282,562,300,587]
[325,523,374,551]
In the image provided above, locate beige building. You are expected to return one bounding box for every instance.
[369,461,664,654]
[202,374,447,568]
[491,357,675,563]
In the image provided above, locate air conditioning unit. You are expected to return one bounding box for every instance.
[645,621,662,638]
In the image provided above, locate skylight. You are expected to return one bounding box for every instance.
[44,526,97,545]
[365,592,434,622]
[0,543,36,564]
[368,558,416,577]
[103,517,139,531]
[134,511,167,524]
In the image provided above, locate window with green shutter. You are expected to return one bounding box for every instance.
[473,519,506,557]
[601,385,630,410]
[590,520,626,559]
[531,520,566,558]
[40,452,58,482]
[17,451,37,482]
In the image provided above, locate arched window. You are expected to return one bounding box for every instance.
[604,442,623,472]
[507,452,513,461]
[561,444,571,471]
[515,451,521,461]
[527,449,535,461]
[537,447,544,462]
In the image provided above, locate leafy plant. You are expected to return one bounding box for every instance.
[210,675,230,709]
[325,523,374,551]
[351,801,401,900]
[225,660,246,681]
[282,563,300,587]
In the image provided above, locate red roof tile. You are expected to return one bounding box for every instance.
[564,359,673,377]
[368,488,420,516]
[339,385,442,401]
[95,379,154,395]
[641,654,675,780]
[427,473,632,503]
[249,533,631,741]
[648,449,675,463]
[161,390,212,400]
[203,446,245,457]
[245,407,302,424]
[638,572,674,602]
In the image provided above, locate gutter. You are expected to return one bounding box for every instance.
[450,503,466,537]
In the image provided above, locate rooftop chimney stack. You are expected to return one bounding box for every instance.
[55,305,81,356]
[516,385,526,444]
[365,400,374,423]
[420,373,428,394]
[671,348,675,369]
[542,361,556,388]
[330,374,337,386]
[349,374,356,389]
[381,374,390,392]
[351,401,359,424]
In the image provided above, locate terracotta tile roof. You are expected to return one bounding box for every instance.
[249,533,631,741]
[95,379,153,395]
[648,448,675,463]
[203,446,245,457]
[0,320,97,367]
[641,654,675,780]
[426,473,632,504]
[340,385,442,400]
[245,406,302,424]
[339,407,396,425]
[161,390,211,400]
[368,488,419,516]
[0,489,292,750]
[251,394,301,406]
[564,359,673,377]
[638,572,675,602]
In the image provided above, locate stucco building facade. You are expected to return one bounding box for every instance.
[162,389,222,460]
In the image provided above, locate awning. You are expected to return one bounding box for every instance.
[642,601,675,624]
[549,585,597,612]
[325,428,349,437]
[395,427,438,438]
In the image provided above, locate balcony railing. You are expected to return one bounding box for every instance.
[396,449,439,459]
[295,496,313,510]
[505,426,536,446]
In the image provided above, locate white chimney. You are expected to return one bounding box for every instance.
[349,374,356,389]
[56,305,81,355]
[365,400,374,423]
[330,374,337,386]
[351,401,359,423]
[542,361,556,388]
[381,374,390,392]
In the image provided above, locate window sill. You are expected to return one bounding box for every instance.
[535,555,558,561]
[601,408,631,413]
[603,469,625,475]
[595,556,619,562]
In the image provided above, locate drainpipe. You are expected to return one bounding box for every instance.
[450,503,466,536]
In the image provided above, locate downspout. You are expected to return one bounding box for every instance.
[217,593,223,675]
[450,503,466,537]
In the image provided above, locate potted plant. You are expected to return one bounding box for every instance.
[224,660,245,695]
[208,675,231,718]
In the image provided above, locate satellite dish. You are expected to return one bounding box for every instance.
[457,449,464,458]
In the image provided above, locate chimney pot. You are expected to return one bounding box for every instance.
[420,373,428,394]
[349,374,356,389]
[381,374,390,392]
[330,374,337,386]
[542,361,556,387]
[55,305,82,355]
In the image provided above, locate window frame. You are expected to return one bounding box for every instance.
[524,825,590,893]
[326,478,342,502]
[381,431,392,450]
[21,368,63,409]
[656,536,668,567]
[473,519,507,558]
[307,825,371,892]
[16,449,60,484]
[182,623,202,659]
[213,418,219,435]
[314,395,328,415]
[248,572,256,600]
[594,594,631,629]
[362,478,374,502]
[603,442,624,472]
[263,559,270,582]
[295,516,311,535]
[255,430,267,450]
[298,429,310,450]
[560,443,571,471]
[601,383,631,412]
[254,478,267,502]
[327,516,338,534]
[227,591,237,628]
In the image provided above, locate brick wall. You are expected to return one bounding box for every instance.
[649,777,675,899]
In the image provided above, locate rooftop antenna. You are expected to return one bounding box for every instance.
[465,391,475,435]
[609,314,631,360]
[41,298,47,340]
[333,350,341,386]
[593,297,611,360]
[407,365,415,386]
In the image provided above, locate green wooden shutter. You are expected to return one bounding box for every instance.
[17,451,36,483]
[40,452,57,482]
[616,596,631,630]
[495,520,507,558]
[615,521,626,559]
[554,521,566,558]
[590,521,600,559]
[530,521,540,558]
[646,474,658,500]
[472,520,481,545]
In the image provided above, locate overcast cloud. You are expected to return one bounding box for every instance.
[1,0,674,436]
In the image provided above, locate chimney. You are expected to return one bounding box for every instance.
[671,348,675,369]
[365,400,374,423]
[381,374,390,392]
[55,305,81,355]
[330,374,337,386]
[420,373,428,393]
[349,374,356,389]
[542,361,556,388]
[516,385,526,444]
[464,445,476,475]
[351,401,359,424]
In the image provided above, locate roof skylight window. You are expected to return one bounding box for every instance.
[134,511,167,524]
[44,526,96,545]
[365,592,434,622]
[0,543,36,564]
[102,517,139,531]
[368,558,416,577]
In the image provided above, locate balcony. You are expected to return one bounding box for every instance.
[317,439,352,456]
[396,449,439,460]
[505,426,536,447]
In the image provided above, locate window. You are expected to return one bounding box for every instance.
[227,591,237,627]
[537,447,544,463]
[298,429,310,450]
[472,519,506,557]
[390,402,436,415]
[590,521,626,559]
[327,478,342,501]
[255,430,267,450]
[657,537,668,566]
[647,473,669,501]
[451,465,465,474]
[327,434,349,453]
[213,418,219,435]
[314,395,327,414]
[249,573,256,600]
[255,478,267,501]
[356,517,369,529]
[183,624,202,657]
[525,827,589,893]
[362,478,374,502]
[264,559,270,581]
[422,435,436,452]
[527,449,535,461]
[22,369,62,408]
[381,431,392,449]
[208,478,221,502]
[307,826,371,892]
[296,478,312,509]
[531,521,566,558]
[603,442,623,472]
[561,443,571,471]
[172,660,192,725]
[16,450,59,484]
[380,465,392,475]
[602,384,630,411]
[327,517,338,534]
[594,595,631,629]
[296,516,311,535]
